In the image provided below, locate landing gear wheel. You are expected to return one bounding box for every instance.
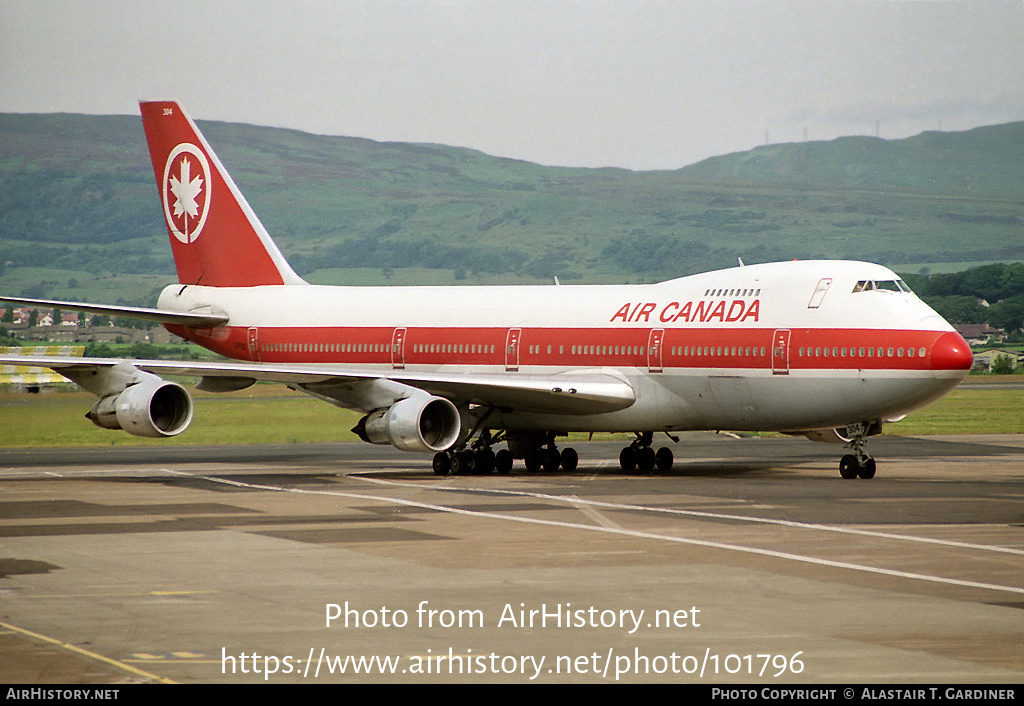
[560,447,579,472]
[620,431,664,474]
[542,447,561,473]
[838,421,880,480]
[495,449,514,475]
[619,446,637,472]
[452,451,476,475]
[475,449,496,475]
[857,458,876,479]
[839,454,858,480]
[637,446,656,472]
[524,449,542,473]
[432,452,451,476]
[655,447,674,472]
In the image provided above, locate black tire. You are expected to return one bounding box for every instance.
[475,449,496,474]
[432,452,451,476]
[452,451,476,475]
[839,454,859,479]
[619,446,637,472]
[858,458,876,479]
[542,447,561,473]
[655,447,674,472]
[637,446,656,472]
[495,449,514,475]
[524,449,542,473]
[560,447,579,472]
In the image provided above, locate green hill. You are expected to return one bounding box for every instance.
[1,113,1022,304]
[681,123,1024,197]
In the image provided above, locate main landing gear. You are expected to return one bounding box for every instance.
[431,447,505,476]
[432,430,580,476]
[618,432,675,473]
[513,431,578,473]
[432,427,681,476]
[838,423,877,480]
[432,446,509,475]
[523,443,578,473]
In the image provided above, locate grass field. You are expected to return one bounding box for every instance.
[0,381,1020,449]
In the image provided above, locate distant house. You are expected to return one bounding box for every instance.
[954,323,1003,346]
[972,348,1023,372]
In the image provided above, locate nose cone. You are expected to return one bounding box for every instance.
[931,331,973,372]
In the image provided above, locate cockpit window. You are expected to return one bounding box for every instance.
[852,279,912,294]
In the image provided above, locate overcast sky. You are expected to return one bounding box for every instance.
[2,0,1022,170]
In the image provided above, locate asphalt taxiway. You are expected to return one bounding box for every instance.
[0,433,1022,683]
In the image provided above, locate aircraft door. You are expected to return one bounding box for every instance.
[505,328,522,372]
[772,329,791,375]
[247,326,260,362]
[647,328,665,373]
[808,278,832,309]
[391,327,407,369]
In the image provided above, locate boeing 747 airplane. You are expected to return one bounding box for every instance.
[0,101,973,478]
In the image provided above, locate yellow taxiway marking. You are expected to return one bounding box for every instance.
[0,619,175,684]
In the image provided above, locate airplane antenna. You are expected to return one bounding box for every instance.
[738,257,745,267]
[553,276,561,286]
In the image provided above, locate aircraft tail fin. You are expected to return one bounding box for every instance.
[139,101,305,287]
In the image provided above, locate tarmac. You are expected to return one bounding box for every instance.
[0,433,1022,683]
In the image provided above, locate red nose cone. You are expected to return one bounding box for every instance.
[931,331,973,371]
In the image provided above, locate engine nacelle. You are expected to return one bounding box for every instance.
[88,375,193,438]
[353,396,461,453]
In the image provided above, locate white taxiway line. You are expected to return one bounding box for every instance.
[159,469,1024,597]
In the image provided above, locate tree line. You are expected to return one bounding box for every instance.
[902,263,1024,335]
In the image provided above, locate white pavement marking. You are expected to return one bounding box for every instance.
[158,469,1024,597]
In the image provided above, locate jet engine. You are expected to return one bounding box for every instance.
[353,395,461,453]
[87,375,193,438]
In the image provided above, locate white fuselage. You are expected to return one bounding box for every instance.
[159,259,970,434]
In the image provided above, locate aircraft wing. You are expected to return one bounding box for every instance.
[0,355,636,416]
[0,296,228,328]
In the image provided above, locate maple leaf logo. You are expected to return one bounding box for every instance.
[162,143,212,244]
[169,157,203,220]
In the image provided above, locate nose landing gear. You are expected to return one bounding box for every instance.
[838,423,877,479]
[839,453,876,479]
